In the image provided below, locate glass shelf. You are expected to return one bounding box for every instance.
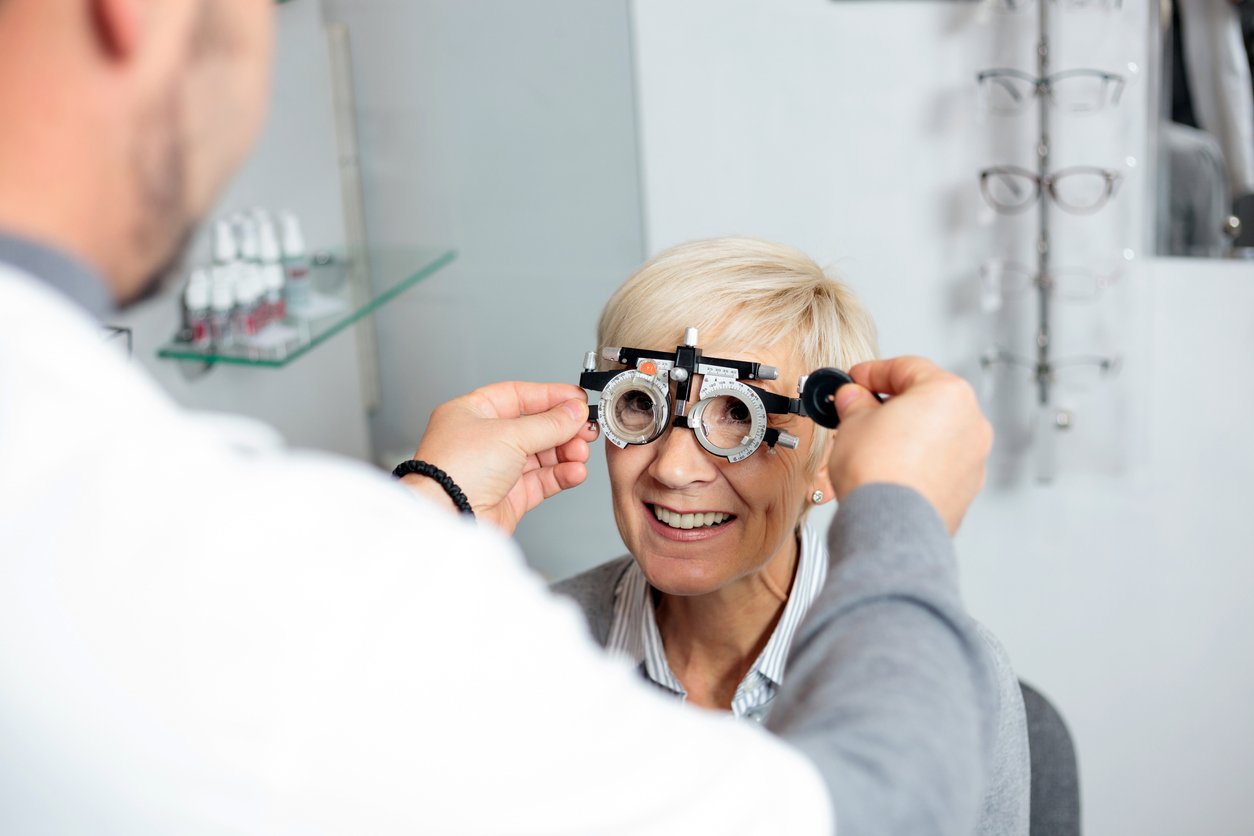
[157,246,456,368]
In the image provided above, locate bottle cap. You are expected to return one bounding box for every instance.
[236,215,260,262]
[257,217,282,264]
[212,219,238,264]
[279,211,306,258]
[185,270,210,310]
[210,268,234,312]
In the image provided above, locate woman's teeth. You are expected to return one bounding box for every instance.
[652,506,730,530]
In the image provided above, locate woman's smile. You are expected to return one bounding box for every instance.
[643,501,737,543]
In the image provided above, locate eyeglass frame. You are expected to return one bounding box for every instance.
[979,259,1121,305]
[998,0,1123,11]
[980,345,1121,384]
[976,68,1126,114]
[979,164,1123,215]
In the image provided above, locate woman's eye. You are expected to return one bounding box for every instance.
[623,392,653,413]
[707,396,750,425]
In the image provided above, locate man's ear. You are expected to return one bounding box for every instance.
[90,0,142,59]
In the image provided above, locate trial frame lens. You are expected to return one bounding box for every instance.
[686,379,773,463]
[597,370,671,447]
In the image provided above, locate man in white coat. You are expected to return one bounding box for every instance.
[0,2,997,834]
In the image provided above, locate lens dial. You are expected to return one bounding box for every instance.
[598,370,670,448]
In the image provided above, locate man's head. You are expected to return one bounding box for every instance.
[0,0,274,304]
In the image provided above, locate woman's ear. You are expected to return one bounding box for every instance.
[810,451,837,506]
[91,0,142,60]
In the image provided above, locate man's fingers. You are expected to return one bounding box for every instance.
[472,381,588,420]
[556,435,591,464]
[848,355,943,397]
[550,461,588,491]
[517,462,589,514]
[834,382,882,421]
[507,398,589,456]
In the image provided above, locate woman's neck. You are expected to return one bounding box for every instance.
[654,534,799,710]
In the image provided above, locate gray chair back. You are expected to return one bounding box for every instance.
[1019,681,1080,836]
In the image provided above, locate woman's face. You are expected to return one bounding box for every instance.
[605,338,833,597]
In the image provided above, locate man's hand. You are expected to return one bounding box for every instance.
[405,382,599,534]
[826,356,993,535]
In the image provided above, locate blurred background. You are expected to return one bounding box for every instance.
[114,2,1254,834]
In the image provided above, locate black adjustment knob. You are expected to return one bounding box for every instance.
[800,367,857,429]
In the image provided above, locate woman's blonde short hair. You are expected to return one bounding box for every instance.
[597,237,879,468]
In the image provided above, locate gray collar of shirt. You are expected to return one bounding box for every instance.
[0,229,113,322]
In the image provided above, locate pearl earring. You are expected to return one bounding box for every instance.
[811,490,824,504]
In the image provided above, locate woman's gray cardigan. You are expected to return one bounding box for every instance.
[551,484,1030,836]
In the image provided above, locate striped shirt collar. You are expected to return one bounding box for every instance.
[605,522,828,721]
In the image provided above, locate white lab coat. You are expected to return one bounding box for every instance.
[0,264,832,835]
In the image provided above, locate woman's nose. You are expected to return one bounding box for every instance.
[647,424,718,489]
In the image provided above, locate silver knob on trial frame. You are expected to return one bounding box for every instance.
[775,432,799,450]
[583,351,597,372]
[683,327,699,347]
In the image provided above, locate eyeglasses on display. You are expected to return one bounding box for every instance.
[977,68,1125,115]
[980,345,1121,389]
[979,259,1120,311]
[979,165,1123,215]
[997,0,1123,11]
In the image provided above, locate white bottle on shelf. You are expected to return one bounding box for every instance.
[235,212,260,265]
[209,266,234,347]
[212,218,238,266]
[234,265,267,339]
[257,214,286,325]
[184,269,211,347]
[279,211,312,314]
[229,268,249,341]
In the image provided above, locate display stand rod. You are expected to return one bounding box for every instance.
[1035,0,1053,407]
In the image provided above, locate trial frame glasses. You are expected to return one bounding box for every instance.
[979,165,1123,215]
[976,68,1126,115]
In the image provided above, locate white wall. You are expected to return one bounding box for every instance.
[320,0,646,563]
[114,1,372,460]
[631,1,1253,835]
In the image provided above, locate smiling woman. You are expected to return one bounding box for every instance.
[552,237,1030,833]
[558,237,877,715]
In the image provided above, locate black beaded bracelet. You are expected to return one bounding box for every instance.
[392,459,474,517]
